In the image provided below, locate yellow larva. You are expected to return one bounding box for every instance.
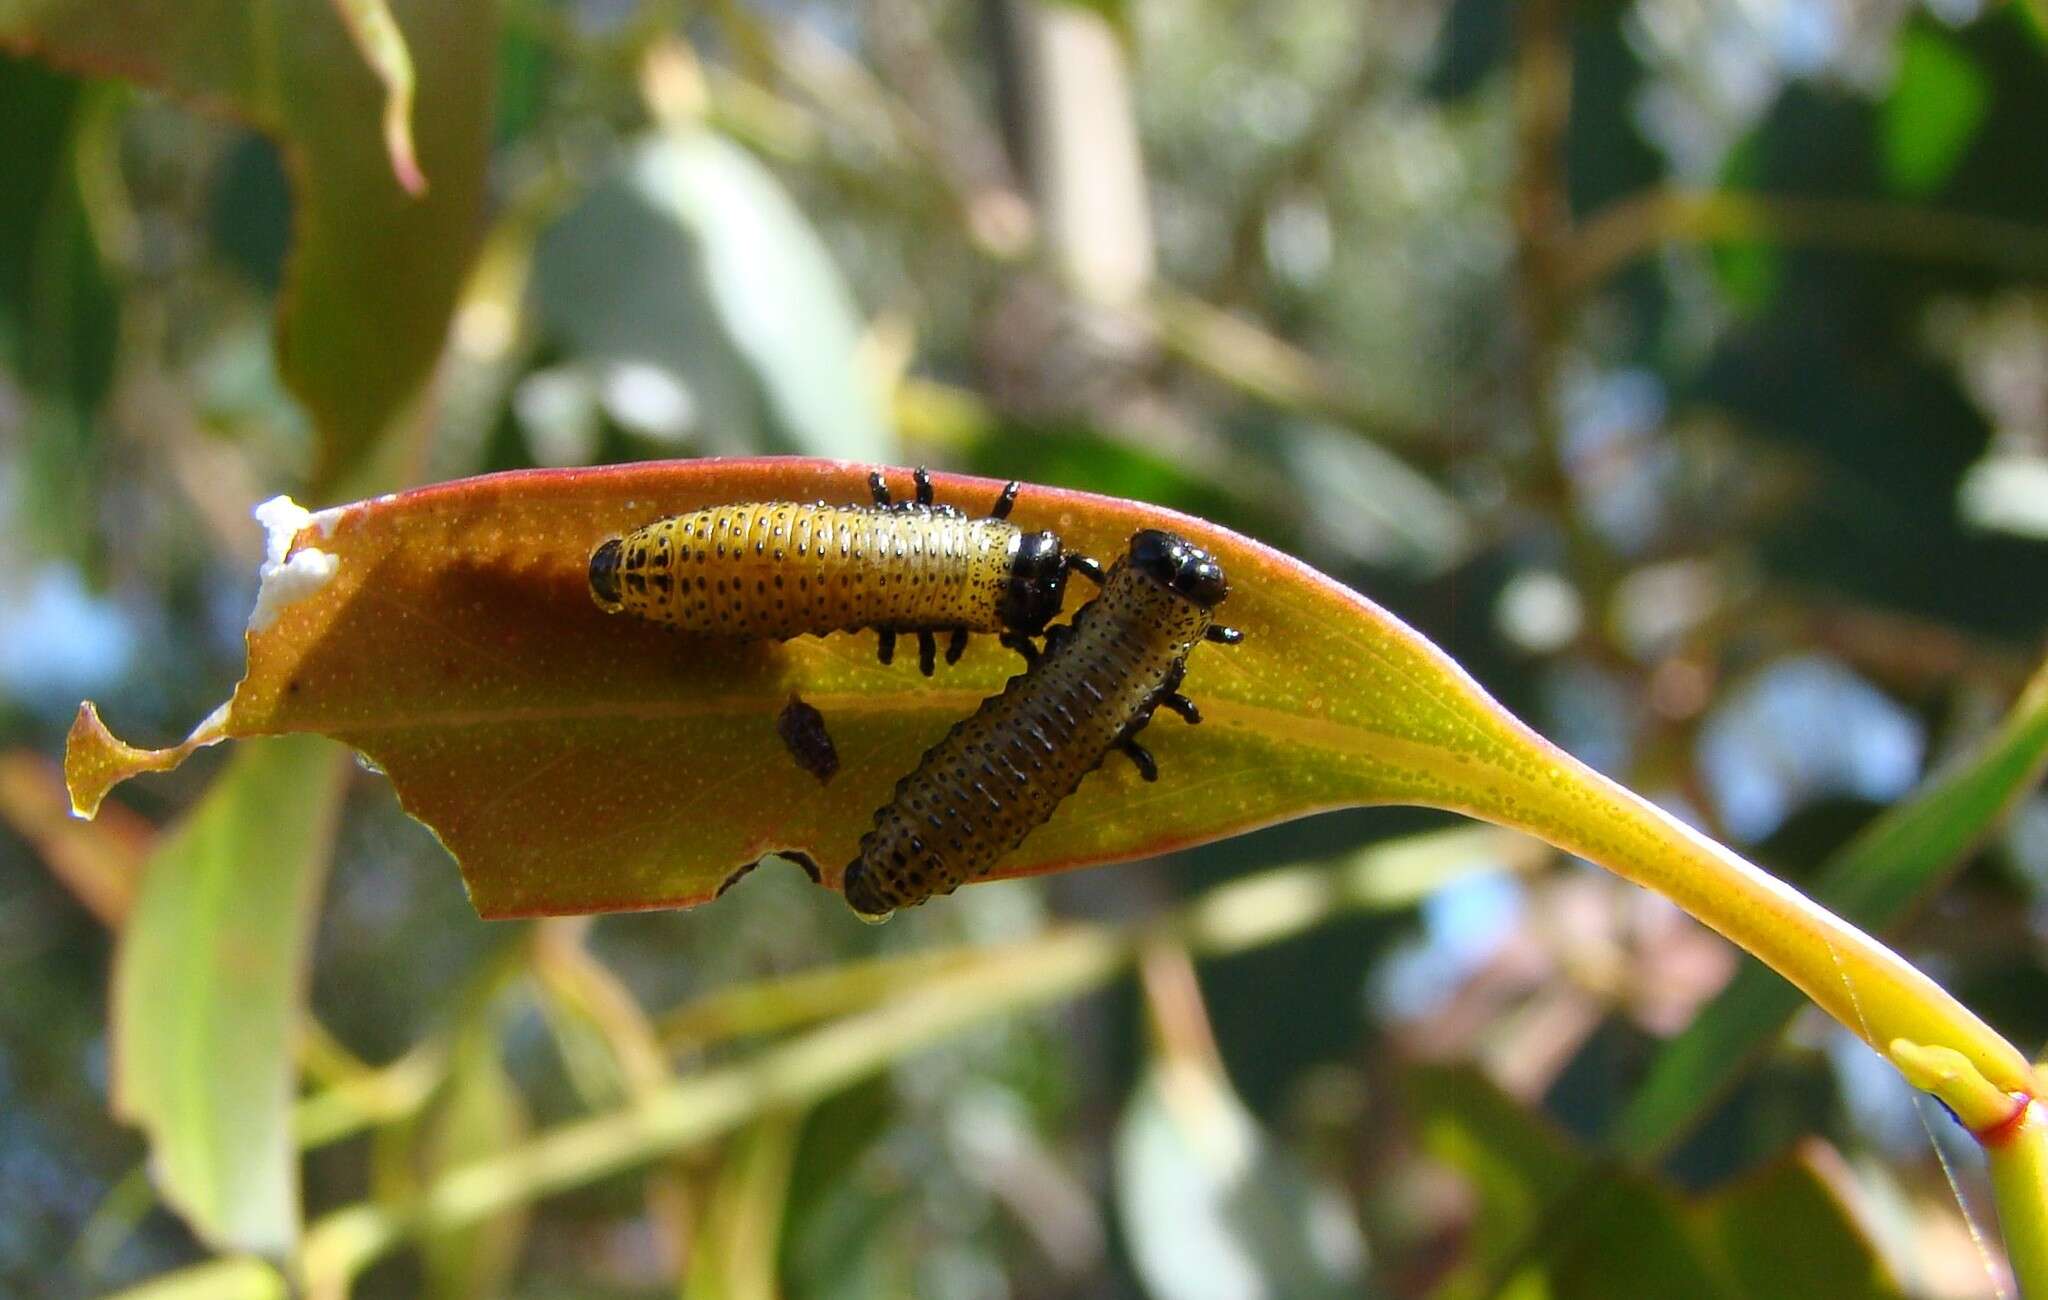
[588,469,1100,674]
[842,530,1243,918]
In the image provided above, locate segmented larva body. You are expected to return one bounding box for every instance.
[589,470,1096,674]
[842,530,1243,918]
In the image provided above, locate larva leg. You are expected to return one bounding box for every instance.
[917,630,938,677]
[877,628,897,665]
[869,471,891,507]
[1160,693,1201,725]
[1205,625,1244,645]
[1119,738,1159,782]
[1000,632,1040,667]
[991,480,1020,520]
[913,466,934,506]
[1067,554,1106,586]
[946,627,969,665]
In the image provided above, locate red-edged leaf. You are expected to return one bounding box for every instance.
[69,458,1545,917]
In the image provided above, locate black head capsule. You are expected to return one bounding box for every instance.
[1127,529,1229,608]
[996,530,1069,635]
[842,861,893,920]
[589,537,625,611]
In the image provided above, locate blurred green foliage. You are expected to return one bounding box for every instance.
[2,0,2046,1296]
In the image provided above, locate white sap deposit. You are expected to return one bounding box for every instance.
[248,495,340,634]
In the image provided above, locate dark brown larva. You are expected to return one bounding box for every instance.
[841,529,1243,918]
[588,468,1102,675]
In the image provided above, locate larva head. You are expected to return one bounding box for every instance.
[997,530,1070,634]
[588,537,625,611]
[1127,529,1229,608]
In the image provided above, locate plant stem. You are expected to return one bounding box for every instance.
[1990,1098,2048,1298]
[1454,719,2035,1100]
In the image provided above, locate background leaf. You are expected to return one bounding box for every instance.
[0,0,496,488]
[418,1026,530,1300]
[535,129,894,463]
[1694,1143,1906,1300]
[682,1111,803,1300]
[111,734,344,1252]
[102,1256,288,1300]
[1114,1062,1364,1300]
[0,57,117,566]
[1881,25,1988,198]
[1408,1066,1903,1300]
[1402,1062,1583,1294]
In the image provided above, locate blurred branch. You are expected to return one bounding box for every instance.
[0,751,150,925]
[864,0,1034,257]
[1764,590,2041,700]
[150,827,1542,1295]
[297,926,1129,1295]
[1206,25,1383,305]
[295,1044,447,1149]
[1136,941,1225,1075]
[1145,290,1460,450]
[531,917,673,1100]
[1007,0,1153,304]
[680,1110,803,1300]
[716,11,1031,258]
[1563,188,2048,293]
[528,917,695,1272]
[1510,0,1611,602]
[660,944,988,1048]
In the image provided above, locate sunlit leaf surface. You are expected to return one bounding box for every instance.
[0,0,495,487]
